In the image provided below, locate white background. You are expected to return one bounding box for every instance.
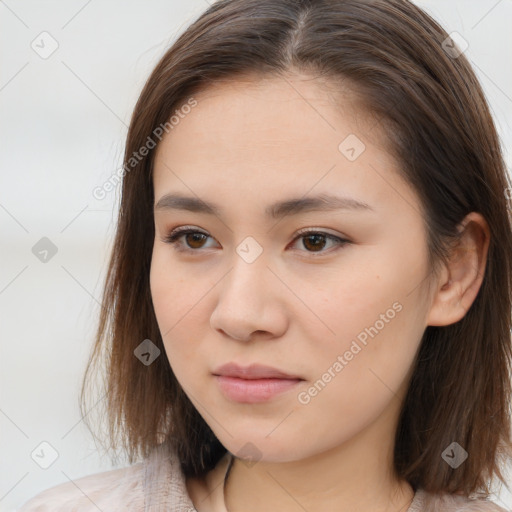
[1,1,511,510]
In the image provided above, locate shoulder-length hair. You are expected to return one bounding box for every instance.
[80,0,512,498]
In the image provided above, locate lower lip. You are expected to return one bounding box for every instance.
[214,375,302,403]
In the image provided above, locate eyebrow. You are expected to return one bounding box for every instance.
[154,192,374,219]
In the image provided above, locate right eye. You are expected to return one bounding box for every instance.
[162,227,219,253]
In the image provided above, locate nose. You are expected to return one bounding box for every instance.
[209,249,288,342]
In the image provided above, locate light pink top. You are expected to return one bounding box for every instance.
[17,441,510,511]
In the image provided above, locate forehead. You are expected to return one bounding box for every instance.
[157,74,369,155]
[151,74,415,218]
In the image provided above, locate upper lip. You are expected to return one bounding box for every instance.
[213,362,302,380]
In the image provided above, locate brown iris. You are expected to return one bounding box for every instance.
[301,233,327,252]
[185,232,208,249]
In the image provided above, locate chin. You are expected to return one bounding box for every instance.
[217,434,310,464]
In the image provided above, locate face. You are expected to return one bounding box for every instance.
[150,74,434,463]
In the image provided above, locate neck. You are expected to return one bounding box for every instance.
[225,454,413,512]
[223,409,414,512]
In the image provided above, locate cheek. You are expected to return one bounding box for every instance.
[295,295,422,444]
[149,250,214,373]
[150,249,205,330]
[150,253,189,360]
[291,260,399,348]
[297,251,426,393]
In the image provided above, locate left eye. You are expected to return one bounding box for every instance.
[162,227,350,256]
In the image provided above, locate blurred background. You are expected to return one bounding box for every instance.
[1,0,511,510]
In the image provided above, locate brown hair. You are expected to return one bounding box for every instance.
[80,0,512,499]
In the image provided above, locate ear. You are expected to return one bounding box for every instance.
[426,212,490,327]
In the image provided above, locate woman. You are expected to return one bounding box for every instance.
[18,0,512,510]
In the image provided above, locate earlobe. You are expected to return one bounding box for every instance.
[426,212,490,327]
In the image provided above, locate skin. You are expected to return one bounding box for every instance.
[149,73,490,512]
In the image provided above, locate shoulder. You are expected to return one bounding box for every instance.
[17,441,199,512]
[415,488,511,512]
[16,462,145,512]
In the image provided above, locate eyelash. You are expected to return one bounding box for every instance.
[161,226,350,257]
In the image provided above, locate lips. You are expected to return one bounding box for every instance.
[212,362,302,380]
[212,363,304,403]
